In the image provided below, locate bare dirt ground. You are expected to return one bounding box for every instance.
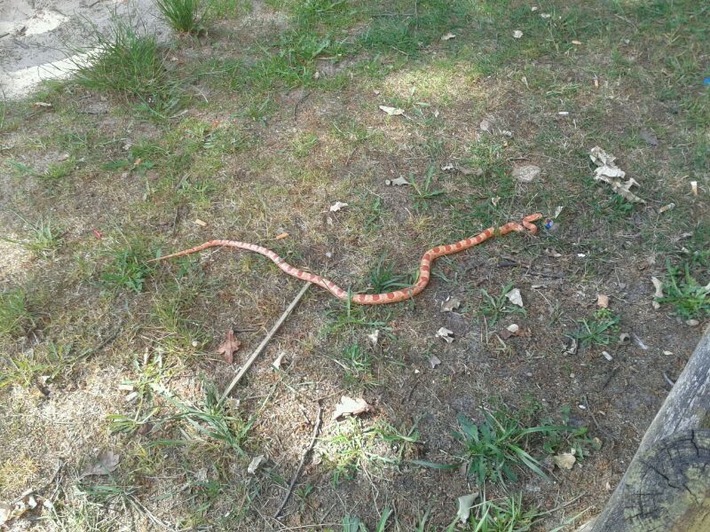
[0,1,708,531]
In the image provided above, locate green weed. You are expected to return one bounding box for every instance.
[74,18,178,113]
[0,288,34,338]
[479,283,526,326]
[658,260,709,320]
[156,0,211,34]
[366,256,415,295]
[101,241,156,293]
[455,493,543,532]
[3,211,64,256]
[571,308,620,348]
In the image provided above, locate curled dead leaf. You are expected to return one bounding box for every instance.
[505,288,524,307]
[248,455,266,474]
[436,327,454,343]
[385,176,410,186]
[379,105,405,116]
[457,492,480,524]
[441,297,461,312]
[80,451,120,478]
[651,277,664,310]
[553,452,576,470]
[217,329,241,364]
[329,201,348,212]
[333,396,372,420]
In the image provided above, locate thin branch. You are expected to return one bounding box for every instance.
[274,403,323,519]
[220,282,311,402]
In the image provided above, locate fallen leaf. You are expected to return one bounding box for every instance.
[597,294,609,308]
[0,502,12,526]
[457,492,479,524]
[329,201,348,212]
[367,329,380,345]
[248,455,266,474]
[80,451,120,477]
[385,176,410,186]
[333,396,372,420]
[429,355,441,368]
[553,452,576,470]
[441,297,461,312]
[640,129,658,147]
[217,329,241,364]
[272,351,286,369]
[441,32,456,41]
[436,327,455,343]
[589,146,645,203]
[505,288,524,307]
[651,277,664,310]
[379,105,405,116]
[512,165,540,183]
[565,337,578,355]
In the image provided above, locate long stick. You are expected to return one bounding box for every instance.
[274,403,323,519]
[220,282,312,402]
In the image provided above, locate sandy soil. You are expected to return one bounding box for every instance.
[0,0,166,99]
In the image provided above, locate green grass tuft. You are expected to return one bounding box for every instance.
[156,0,212,34]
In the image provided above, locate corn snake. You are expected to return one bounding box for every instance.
[153,213,542,305]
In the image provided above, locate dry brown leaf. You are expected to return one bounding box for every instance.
[217,329,241,364]
[385,176,410,186]
[597,294,609,308]
[441,297,461,312]
[553,452,576,470]
[379,105,405,116]
[80,451,120,477]
[332,396,372,420]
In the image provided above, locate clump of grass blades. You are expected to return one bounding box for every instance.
[74,19,174,107]
[0,288,34,337]
[155,0,211,34]
[658,261,709,320]
[571,308,620,348]
[453,408,574,485]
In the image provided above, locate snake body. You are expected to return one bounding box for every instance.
[153,213,542,305]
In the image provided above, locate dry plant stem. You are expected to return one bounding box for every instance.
[274,403,323,519]
[220,282,312,402]
[152,213,543,304]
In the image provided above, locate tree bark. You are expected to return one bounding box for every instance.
[589,326,710,532]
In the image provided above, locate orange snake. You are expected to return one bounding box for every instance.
[152,213,542,305]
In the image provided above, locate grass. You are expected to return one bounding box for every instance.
[456,493,544,532]
[73,17,177,113]
[0,288,34,338]
[1,0,708,528]
[479,283,527,326]
[451,407,576,485]
[156,0,212,35]
[658,256,709,320]
[571,308,620,348]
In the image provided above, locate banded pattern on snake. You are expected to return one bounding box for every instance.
[152,213,542,305]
